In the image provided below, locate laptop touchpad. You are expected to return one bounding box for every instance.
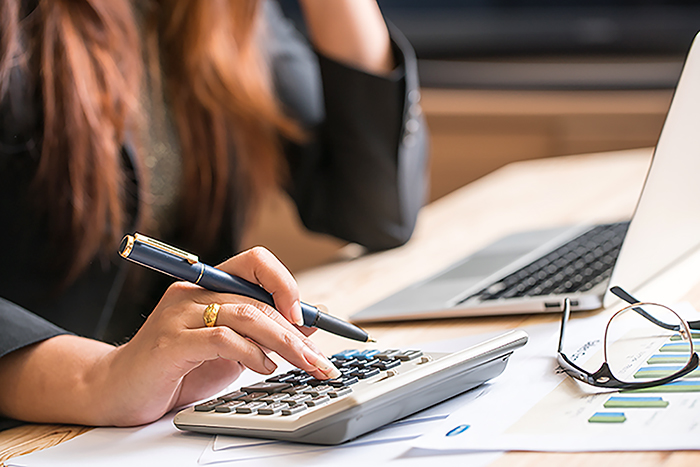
[354,226,574,319]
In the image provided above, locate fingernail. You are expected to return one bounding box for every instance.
[302,346,341,379]
[263,358,277,373]
[292,300,304,327]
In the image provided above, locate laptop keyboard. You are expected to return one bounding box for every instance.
[462,222,630,303]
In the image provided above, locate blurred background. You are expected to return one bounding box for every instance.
[243,0,700,271]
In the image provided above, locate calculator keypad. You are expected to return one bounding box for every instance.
[192,349,423,416]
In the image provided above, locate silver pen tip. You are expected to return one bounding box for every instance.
[367,337,377,343]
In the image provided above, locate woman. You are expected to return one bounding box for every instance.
[0,0,427,428]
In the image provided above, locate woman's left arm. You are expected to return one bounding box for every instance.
[265,0,429,251]
[298,0,394,76]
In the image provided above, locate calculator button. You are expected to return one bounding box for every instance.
[240,382,292,393]
[285,394,312,406]
[376,350,401,360]
[217,390,246,402]
[236,401,267,414]
[265,373,296,383]
[258,402,288,415]
[194,399,225,412]
[397,350,423,361]
[215,400,245,413]
[329,387,353,398]
[356,368,380,379]
[371,359,401,370]
[296,375,318,385]
[326,378,346,387]
[304,385,333,397]
[282,375,304,385]
[282,384,312,395]
[305,395,331,407]
[340,359,360,368]
[282,404,308,415]
[356,358,380,368]
[239,392,267,402]
[306,378,327,387]
[332,350,360,359]
[260,393,290,403]
[340,376,360,386]
[356,349,381,359]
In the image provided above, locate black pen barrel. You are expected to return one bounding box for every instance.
[312,311,370,342]
[120,234,373,342]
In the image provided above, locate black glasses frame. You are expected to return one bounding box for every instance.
[557,286,700,390]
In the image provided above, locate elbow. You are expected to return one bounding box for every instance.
[357,206,420,252]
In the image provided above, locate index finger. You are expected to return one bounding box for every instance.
[215,247,304,327]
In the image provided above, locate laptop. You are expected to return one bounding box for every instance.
[351,31,700,323]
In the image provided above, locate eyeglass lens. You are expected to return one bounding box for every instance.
[604,303,695,384]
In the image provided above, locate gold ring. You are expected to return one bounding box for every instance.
[203,303,221,327]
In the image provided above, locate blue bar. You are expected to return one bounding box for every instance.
[636,365,683,372]
[607,396,663,402]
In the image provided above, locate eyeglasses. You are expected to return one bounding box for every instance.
[557,286,700,390]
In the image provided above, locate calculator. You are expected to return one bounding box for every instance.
[174,329,528,445]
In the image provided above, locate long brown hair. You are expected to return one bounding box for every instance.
[0,0,298,282]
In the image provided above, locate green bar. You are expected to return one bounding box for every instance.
[633,368,700,379]
[647,354,691,364]
[603,396,669,408]
[669,333,700,341]
[588,412,626,423]
[624,381,700,393]
[659,343,693,352]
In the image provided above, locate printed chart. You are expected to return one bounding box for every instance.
[414,306,700,452]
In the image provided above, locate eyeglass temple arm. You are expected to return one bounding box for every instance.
[610,286,700,331]
[557,298,571,353]
[557,299,618,387]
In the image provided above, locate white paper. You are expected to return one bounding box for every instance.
[199,391,502,466]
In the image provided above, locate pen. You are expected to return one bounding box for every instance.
[118,233,375,343]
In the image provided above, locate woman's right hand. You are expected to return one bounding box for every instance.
[0,247,341,427]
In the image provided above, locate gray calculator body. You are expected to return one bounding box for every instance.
[174,329,528,445]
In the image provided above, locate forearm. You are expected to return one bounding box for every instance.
[298,0,394,75]
[0,335,116,426]
[0,249,340,428]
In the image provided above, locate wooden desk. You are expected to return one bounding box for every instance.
[2,148,698,466]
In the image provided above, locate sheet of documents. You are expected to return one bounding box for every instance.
[6,332,511,467]
[198,390,501,466]
[413,303,700,453]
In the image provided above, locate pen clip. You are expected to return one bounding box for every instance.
[133,233,199,264]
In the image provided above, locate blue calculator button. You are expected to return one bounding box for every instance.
[332,349,360,359]
[356,349,381,359]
